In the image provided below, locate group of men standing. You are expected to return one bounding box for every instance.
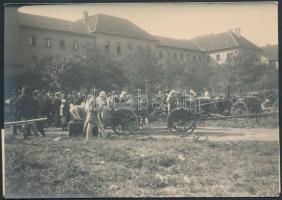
[7,86,46,139]
[5,86,213,139]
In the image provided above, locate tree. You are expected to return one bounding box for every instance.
[224,50,275,92]
[122,47,163,91]
[36,46,127,91]
[161,56,215,92]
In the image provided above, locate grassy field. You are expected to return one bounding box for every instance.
[4,131,280,198]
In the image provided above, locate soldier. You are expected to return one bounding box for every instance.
[33,90,46,136]
[60,98,68,131]
[9,89,21,135]
[120,89,128,103]
[14,86,38,139]
[84,95,105,140]
[166,89,178,114]
[203,88,210,99]
[96,91,109,128]
[52,92,62,127]
[189,88,197,97]
[43,91,53,123]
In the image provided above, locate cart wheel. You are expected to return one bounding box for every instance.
[167,107,196,134]
[110,108,139,134]
[231,101,248,116]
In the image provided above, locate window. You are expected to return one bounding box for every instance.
[45,38,51,48]
[226,53,233,60]
[29,36,37,46]
[93,36,97,47]
[216,54,221,61]
[167,52,170,58]
[73,41,78,51]
[193,55,196,61]
[43,56,53,67]
[116,42,121,55]
[29,55,38,69]
[128,43,132,55]
[147,46,152,55]
[105,41,110,53]
[207,55,210,62]
[173,52,177,59]
[180,54,183,61]
[60,40,65,50]
[159,51,163,58]
[199,55,202,61]
[187,54,190,60]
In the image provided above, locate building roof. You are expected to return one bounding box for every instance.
[190,32,260,52]
[19,12,91,35]
[261,44,278,61]
[19,12,157,41]
[18,12,261,53]
[77,13,157,41]
[156,36,202,52]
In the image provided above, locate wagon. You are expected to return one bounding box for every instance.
[98,88,278,135]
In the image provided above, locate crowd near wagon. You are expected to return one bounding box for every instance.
[4,81,279,138]
[91,83,279,135]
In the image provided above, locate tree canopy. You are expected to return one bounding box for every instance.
[9,47,278,95]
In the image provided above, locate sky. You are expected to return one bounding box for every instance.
[18,2,278,46]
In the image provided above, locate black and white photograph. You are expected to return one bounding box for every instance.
[3,2,279,198]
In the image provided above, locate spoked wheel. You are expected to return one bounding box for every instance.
[110,108,139,134]
[167,107,196,134]
[231,101,249,116]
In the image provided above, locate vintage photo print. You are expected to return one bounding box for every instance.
[3,2,279,198]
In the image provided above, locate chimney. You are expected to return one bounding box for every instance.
[234,28,241,37]
[83,11,89,23]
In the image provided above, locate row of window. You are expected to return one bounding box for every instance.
[105,41,152,55]
[29,36,80,51]
[28,36,212,62]
[158,50,208,62]
[104,41,210,62]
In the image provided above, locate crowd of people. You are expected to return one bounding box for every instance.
[4,86,137,139]
[4,85,278,140]
[4,86,217,139]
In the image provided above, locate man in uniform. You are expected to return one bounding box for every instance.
[14,86,38,139]
[166,89,178,114]
[203,88,210,99]
[84,94,105,140]
[33,90,46,136]
[9,89,21,135]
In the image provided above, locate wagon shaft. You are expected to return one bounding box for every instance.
[199,111,278,121]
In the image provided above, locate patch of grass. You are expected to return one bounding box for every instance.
[4,134,280,197]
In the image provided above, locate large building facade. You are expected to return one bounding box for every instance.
[5,7,268,79]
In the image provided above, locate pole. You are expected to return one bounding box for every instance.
[145,80,151,103]
[4,118,48,126]
[227,85,231,99]
[137,89,141,110]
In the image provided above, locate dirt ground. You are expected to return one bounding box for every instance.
[3,124,280,198]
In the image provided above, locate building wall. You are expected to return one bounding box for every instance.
[19,26,96,68]
[156,46,208,65]
[209,48,263,65]
[260,54,270,65]
[95,32,158,58]
[4,7,22,78]
[208,48,240,64]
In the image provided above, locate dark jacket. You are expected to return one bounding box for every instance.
[14,93,36,119]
